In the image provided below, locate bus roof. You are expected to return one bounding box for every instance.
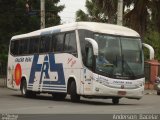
[11,22,140,40]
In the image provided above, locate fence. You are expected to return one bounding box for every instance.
[0,75,7,87]
[0,61,7,87]
[144,62,160,89]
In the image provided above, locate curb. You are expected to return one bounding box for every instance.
[144,90,157,95]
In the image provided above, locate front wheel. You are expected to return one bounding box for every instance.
[70,81,80,102]
[157,91,160,95]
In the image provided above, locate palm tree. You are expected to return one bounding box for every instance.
[124,0,150,38]
[76,0,107,22]
[76,9,89,21]
[151,0,160,32]
[76,0,160,38]
[95,0,117,24]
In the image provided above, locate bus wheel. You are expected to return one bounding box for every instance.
[20,80,27,97]
[52,93,67,100]
[20,79,36,98]
[70,81,80,102]
[112,98,119,105]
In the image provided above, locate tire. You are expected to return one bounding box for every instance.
[20,79,36,98]
[112,98,119,105]
[70,81,80,102]
[52,93,67,100]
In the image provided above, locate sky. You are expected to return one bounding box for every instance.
[58,0,86,23]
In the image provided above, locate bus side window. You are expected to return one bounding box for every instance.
[64,31,77,57]
[51,35,56,52]
[11,40,19,56]
[23,39,29,54]
[54,34,64,52]
[78,29,93,65]
[29,37,39,54]
[19,40,23,55]
[19,39,29,55]
[40,35,51,53]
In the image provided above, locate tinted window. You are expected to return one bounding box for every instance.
[29,37,39,54]
[78,30,93,64]
[19,39,29,55]
[53,34,64,52]
[64,33,70,51]
[10,40,19,55]
[39,35,51,53]
[64,32,77,56]
[86,47,93,68]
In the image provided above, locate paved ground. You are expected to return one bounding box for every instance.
[0,87,160,115]
[1,87,160,120]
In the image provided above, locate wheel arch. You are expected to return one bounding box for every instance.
[67,77,77,94]
[20,75,27,90]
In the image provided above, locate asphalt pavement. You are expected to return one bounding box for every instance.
[0,87,160,120]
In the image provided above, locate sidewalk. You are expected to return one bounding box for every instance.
[0,78,6,87]
[144,89,157,95]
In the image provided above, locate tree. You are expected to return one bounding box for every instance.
[124,0,150,38]
[151,0,160,32]
[75,0,160,60]
[45,0,64,27]
[144,30,160,60]
[76,9,89,21]
[76,0,107,22]
[0,0,64,74]
[95,0,117,24]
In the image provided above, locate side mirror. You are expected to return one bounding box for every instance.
[85,38,98,56]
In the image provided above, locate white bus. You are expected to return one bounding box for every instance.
[7,22,146,104]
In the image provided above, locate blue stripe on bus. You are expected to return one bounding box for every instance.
[42,85,66,88]
[43,80,66,85]
[42,87,66,90]
[28,84,66,88]
[27,86,66,90]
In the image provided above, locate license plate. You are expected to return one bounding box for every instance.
[118,91,126,96]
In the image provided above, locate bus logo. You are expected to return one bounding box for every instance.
[29,53,65,86]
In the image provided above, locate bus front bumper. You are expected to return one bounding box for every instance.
[91,81,144,99]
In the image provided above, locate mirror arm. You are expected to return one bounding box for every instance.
[142,43,154,60]
[85,38,98,56]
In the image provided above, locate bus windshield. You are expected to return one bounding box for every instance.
[94,33,144,79]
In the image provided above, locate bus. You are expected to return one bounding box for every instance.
[7,22,147,104]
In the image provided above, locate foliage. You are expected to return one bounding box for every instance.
[144,30,160,60]
[76,0,108,22]
[0,0,64,67]
[76,0,160,61]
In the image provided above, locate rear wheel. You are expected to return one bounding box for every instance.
[20,79,36,98]
[112,98,119,105]
[70,81,80,102]
[52,93,67,100]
